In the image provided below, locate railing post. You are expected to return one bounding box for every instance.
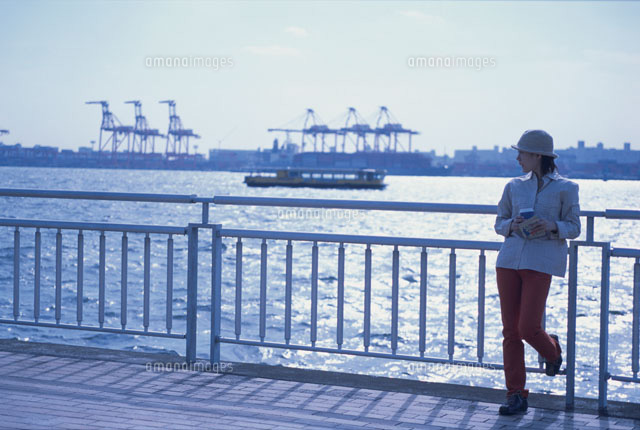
[418,247,427,358]
[587,216,594,243]
[598,243,611,415]
[186,224,199,364]
[55,229,62,324]
[477,250,486,364]
[633,258,640,380]
[34,228,41,323]
[99,231,105,328]
[202,202,209,224]
[448,248,456,361]
[210,224,222,364]
[364,244,372,352]
[13,227,20,321]
[77,230,84,326]
[566,242,578,409]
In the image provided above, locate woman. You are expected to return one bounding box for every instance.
[494,129,581,415]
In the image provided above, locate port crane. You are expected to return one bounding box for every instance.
[124,101,164,154]
[372,106,419,152]
[269,107,419,153]
[86,101,134,153]
[159,100,200,156]
[339,107,372,152]
[268,109,341,152]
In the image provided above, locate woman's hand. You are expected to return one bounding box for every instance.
[529,218,558,235]
[510,216,524,233]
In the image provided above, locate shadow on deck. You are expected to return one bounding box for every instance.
[0,338,638,430]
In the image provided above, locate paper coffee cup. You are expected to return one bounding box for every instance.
[520,208,534,219]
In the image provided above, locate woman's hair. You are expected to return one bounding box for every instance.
[540,155,557,175]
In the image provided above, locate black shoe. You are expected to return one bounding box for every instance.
[545,334,563,376]
[499,391,528,415]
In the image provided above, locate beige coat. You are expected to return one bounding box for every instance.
[494,170,581,277]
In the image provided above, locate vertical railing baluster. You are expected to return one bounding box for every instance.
[364,244,372,352]
[99,231,105,328]
[259,239,267,342]
[419,247,428,358]
[210,225,222,364]
[477,250,486,363]
[336,242,345,350]
[34,229,41,323]
[186,225,198,363]
[448,248,456,361]
[311,241,318,347]
[632,257,639,379]
[285,240,293,345]
[121,232,128,330]
[566,242,578,408]
[391,245,399,355]
[598,243,611,414]
[166,234,173,334]
[235,238,242,340]
[77,230,83,326]
[13,227,20,321]
[143,233,150,332]
[55,229,62,324]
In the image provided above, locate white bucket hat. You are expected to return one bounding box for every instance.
[511,130,558,159]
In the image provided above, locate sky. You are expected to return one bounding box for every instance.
[1,0,639,156]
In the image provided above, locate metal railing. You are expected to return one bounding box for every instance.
[596,245,640,412]
[1,188,639,415]
[0,188,214,223]
[213,229,502,364]
[210,195,640,413]
[0,218,192,352]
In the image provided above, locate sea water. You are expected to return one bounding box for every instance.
[0,166,638,402]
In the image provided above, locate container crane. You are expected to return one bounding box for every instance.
[373,106,419,152]
[159,100,200,156]
[85,101,134,153]
[339,107,372,152]
[124,100,164,154]
[268,109,341,152]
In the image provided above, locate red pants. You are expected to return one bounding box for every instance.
[496,268,561,397]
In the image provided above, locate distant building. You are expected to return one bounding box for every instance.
[450,141,639,179]
[1,139,638,179]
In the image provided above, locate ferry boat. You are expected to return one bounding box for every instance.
[244,167,387,189]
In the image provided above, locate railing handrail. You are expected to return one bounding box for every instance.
[0,218,186,235]
[605,209,640,220]
[2,188,638,220]
[215,196,499,214]
[215,196,640,220]
[611,248,640,258]
[221,228,502,250]
[0,188,214,204]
